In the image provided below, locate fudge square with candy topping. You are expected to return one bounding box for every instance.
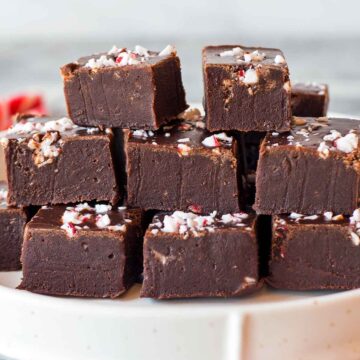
[141,210,259,299]
[0,115,119,206]
[0,182,28,271]
[202,45,291,132]
[61,45,187,130]
[267,210,360,290]
[291,82,329,118]
[254,117,360,215]
[19,204,144,298]
[126,112,243,214]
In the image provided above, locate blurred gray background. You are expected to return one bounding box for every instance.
[0,0,359,115]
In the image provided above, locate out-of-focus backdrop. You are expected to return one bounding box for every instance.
[0,0,359,115]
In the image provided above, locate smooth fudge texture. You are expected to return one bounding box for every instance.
[141,211,259,299]
[291,82,329,117]
[268,211,360,290]
[254,117,360,215]
[19,204,144,298]
[203,45,291,132]
[0,115,119,206]
[61,45,187,129]
[126,111,243,214]
[0,182,28,270]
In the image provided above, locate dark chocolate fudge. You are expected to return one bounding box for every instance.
[61,45,187,129]
[203,45,291,132]
[254,117,360,215]
[141,210,259,299]
[268,210,360,290]
[19,204,144,298]
[126,109,243,214]
[291,82,329,117]
[0,182,28,270]
[0,115,119,206]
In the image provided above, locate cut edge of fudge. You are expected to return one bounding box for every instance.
[60,45,188,130]
[125,109,244,214]
[202,45,291,132]
[19,203,145,298]
[254,116,360,215]
[267,209,360,291]
[0,115,120,207]
[141,210,261,299]
[0,181,29,271]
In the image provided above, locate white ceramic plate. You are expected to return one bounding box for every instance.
[1,271,360,360]
[1,111,360,360]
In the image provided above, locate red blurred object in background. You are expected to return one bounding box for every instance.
[0,94,47,131]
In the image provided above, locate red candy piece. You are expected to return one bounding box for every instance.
[188,204,203,214]
[116,57,123,64]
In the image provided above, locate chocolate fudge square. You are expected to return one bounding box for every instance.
[268,211,360,290]
[141,211,259,299]
[19,204,144,298]
[0,115,119,206]
[254,117,360,215]
[0,182,28,271]
[126,112,243,214]
[61,45,187,129]
[291,82,329,117]
[203,45,291,132]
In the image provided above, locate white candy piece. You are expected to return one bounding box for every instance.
[350,231,360,246]
[96,214,111,228]
[289,212,303,219]
[323,130,341,142]
[303,215,319,220]
[274,54,285,64]
[202,135,220,148]
[219,47,243,57]
[335,132,358,153]
[350,208,360,223]
[317,141,330,158]
[242,68,258,84]
[95,204,112,214]
[159,45,176,56]
[134,45,149,57]
[324,211,333,221]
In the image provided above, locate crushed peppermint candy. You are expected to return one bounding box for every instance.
[274,54,285,64]
[0,117,81,167]
[158,44,176,56]
[320,129,359,154]
[132,129,153,139]
[239,68,258,85]
[324,212,333,221]
[317,141,330,158]
[151,210,251,237]
[177,143,192,156]
[0,188,8,207]
[85,45,176,69]
[335,132,358,153]
[219,47,243,57]
[59,203,129,237]
[95,214,111,228]
[177,138,190,143]
[243,50,265,62]
[201,133,232,148]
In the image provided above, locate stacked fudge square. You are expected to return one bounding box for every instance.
[0,41,357,300]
